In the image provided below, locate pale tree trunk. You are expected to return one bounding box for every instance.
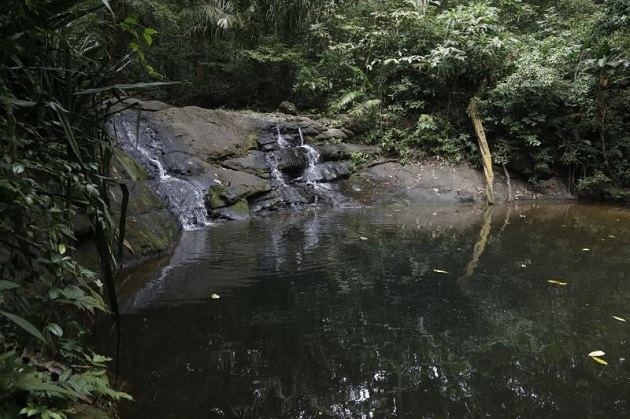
[467,92,495,205]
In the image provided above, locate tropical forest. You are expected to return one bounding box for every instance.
[1,0,630,418]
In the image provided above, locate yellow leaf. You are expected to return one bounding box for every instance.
[612,316,626,322]
[547,280,568,286]
[588,350,605,357]
[211,294,220,300]
[433,269,449,274]
[591,356,608,365]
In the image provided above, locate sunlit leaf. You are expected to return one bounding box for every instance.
[612,316,626,322]
[359,236,368,240]
[46,323,64,337]
[588,350,605,357]
[591,356,608,365]
[547,280,568,286]
[582,248,590,251]
[609,235,616,239]
[434,269,449,274]
[211,294,220,299]
[58,244,66,254]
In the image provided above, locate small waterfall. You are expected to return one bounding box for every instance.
[108,112,211,230]
[298,143,321,184]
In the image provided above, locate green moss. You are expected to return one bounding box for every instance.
[207,186,227,209]
[230,198,250,213]
[113,153,148,181]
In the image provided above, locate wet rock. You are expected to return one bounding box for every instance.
[268,147,311,172]
[300,161,351,183]
[223,151,269,176]
[206,167,271,208]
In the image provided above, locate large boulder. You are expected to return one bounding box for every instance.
[340,162,573,205]
[149,107,262,161]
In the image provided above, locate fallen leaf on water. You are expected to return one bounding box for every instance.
[612,316,626,322]
[582,248,591,251]
[211,294,220,299]
[547,280,568,286]
[434,269,449,274]
[588,350,605,357]
[591,356,608,365]
[359,236,368,240]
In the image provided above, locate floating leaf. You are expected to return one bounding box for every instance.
[547,280,568,286]
[211,294,220,300]
[359,236,368,240]
[588,350,605,357]
[612,316,626,322]
[591,356,608,365]
[433,269,449,274]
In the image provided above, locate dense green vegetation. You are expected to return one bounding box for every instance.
[0,0,628,417]
[0,0,166,416]
[127,0,630,198]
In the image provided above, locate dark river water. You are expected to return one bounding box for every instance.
[107,203,630,418]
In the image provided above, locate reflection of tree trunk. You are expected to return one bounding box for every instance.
[467,87,495,205]
[457,205,494,288]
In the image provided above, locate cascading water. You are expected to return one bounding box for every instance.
[265,125,360,208]
[108,112,211,230]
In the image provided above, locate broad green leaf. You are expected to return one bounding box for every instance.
[46,323,63,337]
[58,244,66,255]
[591,356,608,365]
[0,311,46,343]
[0,280,19,292]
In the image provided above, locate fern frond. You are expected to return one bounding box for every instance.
[350,99,382,117]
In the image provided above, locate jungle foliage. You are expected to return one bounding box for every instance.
[0,0,168,416]
[126,0,630,198]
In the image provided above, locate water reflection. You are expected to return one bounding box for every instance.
[112,203,630,418]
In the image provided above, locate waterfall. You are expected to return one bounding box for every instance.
[108,112,211,230]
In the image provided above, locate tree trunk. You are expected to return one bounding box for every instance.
[467,96,495,205]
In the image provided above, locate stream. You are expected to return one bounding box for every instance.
[105,203,630,418]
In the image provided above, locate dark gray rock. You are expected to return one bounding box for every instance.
[206,167,271,208]
[223,151,269,175]
[300,161,351,183]
[316,128,348,141]
[318,143,379,161]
